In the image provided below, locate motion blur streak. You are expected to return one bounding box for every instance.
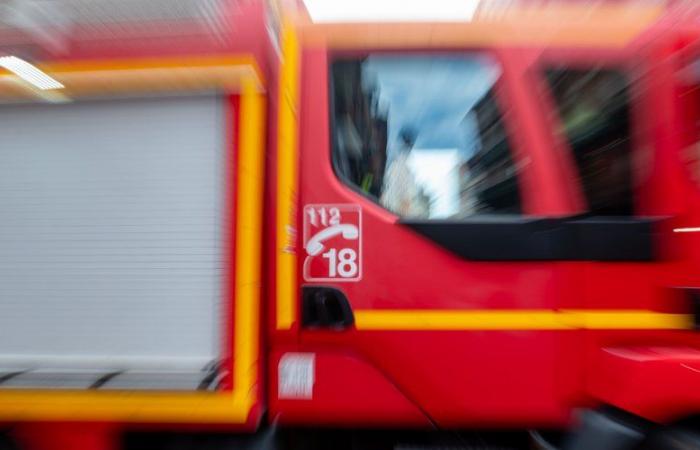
[302,0,480,22]
[2,1,700,450]
[0,56,64,90]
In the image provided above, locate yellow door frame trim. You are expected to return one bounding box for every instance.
[276,19,300,330]
[0,68,265,424]
[0,55,264,101]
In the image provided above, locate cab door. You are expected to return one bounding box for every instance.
[273,46,584,428]
[672,41,700,270]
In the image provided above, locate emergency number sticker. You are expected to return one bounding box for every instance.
[303,204,362,282]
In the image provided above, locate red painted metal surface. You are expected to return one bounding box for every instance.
[269,349,431,427]
[590,346,700,423]
[13,423,119,450]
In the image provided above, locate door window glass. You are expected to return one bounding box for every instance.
[545,68,634,215]
[331,54,523,219]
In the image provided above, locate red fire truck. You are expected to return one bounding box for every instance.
[0,1,700,449]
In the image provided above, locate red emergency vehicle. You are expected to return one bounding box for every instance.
[0,1,699,449]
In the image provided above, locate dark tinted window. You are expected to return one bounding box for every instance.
[546,68,634,215]
[331,54,522,219]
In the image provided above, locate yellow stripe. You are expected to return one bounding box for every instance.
[354,310,693,331]
[0,55,264,101]
[562,310,692,330]
[232,77,266,414]
[0,74,266,423]
[40,55,262,75]
[276,19,300,330]
[0,392,250,423]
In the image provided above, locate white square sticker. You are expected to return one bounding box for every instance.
[278,353,315,399]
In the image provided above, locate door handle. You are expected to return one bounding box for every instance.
[302,286,354,330]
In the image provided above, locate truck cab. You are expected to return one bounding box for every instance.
[270,1,700,445]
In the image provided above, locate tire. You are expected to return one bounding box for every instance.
[529,430,564,450]
[641,427,700,450]
[0,433,18,450]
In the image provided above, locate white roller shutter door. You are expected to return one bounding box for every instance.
[0,95,226,389]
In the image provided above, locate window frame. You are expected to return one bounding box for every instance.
[326,49,529,221]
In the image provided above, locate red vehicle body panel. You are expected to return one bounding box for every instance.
[590,346,700,423]
[268,9,700,430]
[270,45,575,428]
[270,348,430,427]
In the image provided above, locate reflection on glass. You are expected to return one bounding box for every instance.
[545,68,634,216]
[331,54,522,219]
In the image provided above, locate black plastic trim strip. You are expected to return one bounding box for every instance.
[400,216,659,261]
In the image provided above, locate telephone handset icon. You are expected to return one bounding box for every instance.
[305,224,359,256]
